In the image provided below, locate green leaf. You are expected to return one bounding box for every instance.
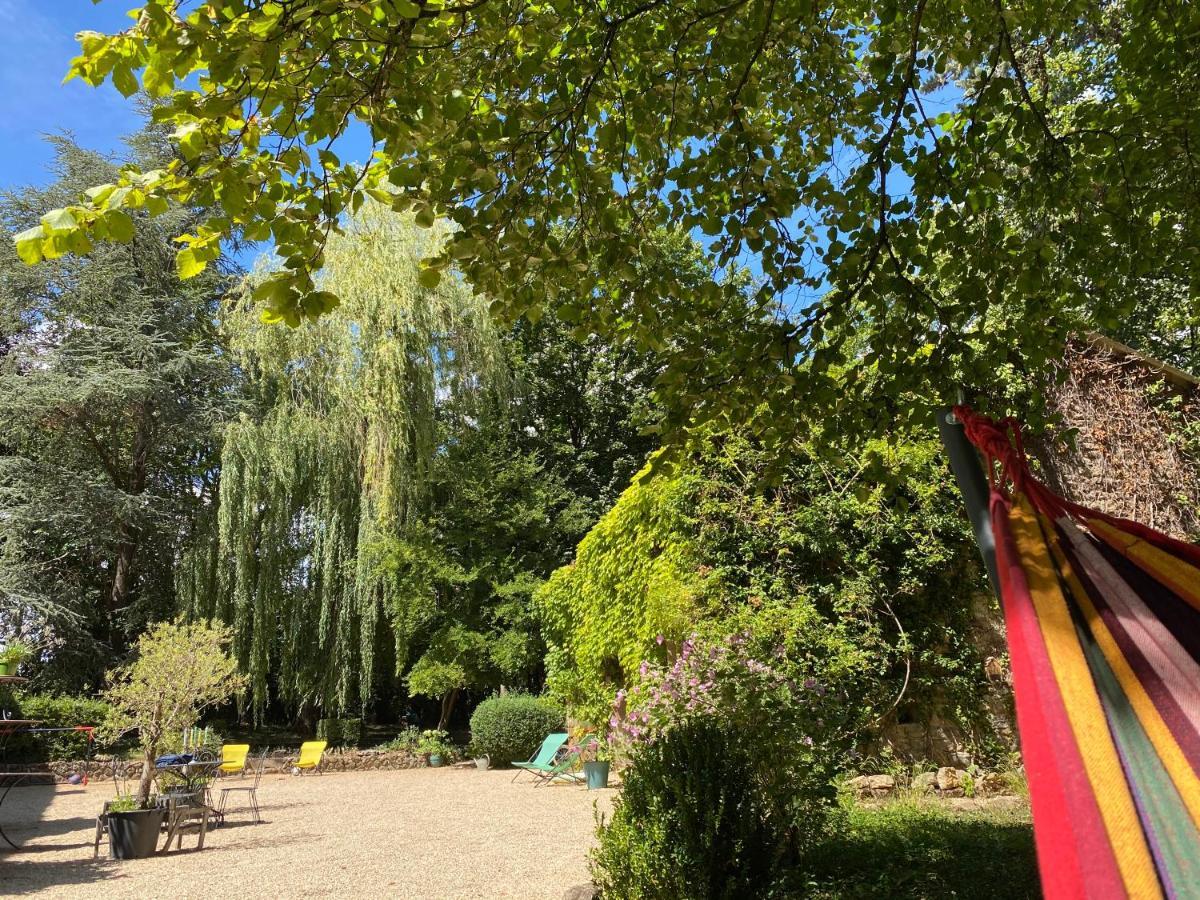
[112,64,138,98]
[418,267,442,289]
[414,206,436,228]
[40,208,77,234]
[14,226,45,265]
[176,248,207,279]
[105,211,135,243]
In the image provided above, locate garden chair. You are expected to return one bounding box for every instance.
[216,748,267,824]
[511,733,568,783]
[160,795,209,852]
[218,743,251,777]
[92,800,112,858]
[292,740,327,775]
[92,758,125,858]
[535,745,589,787]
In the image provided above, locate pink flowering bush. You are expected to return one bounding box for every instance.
[592,626,867,897]
[609,629,858,772]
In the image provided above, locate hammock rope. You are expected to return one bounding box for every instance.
[952,406,1200,900]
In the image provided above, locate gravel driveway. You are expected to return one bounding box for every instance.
[0,767,615,898]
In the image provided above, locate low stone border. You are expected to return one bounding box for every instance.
[4,748,430,782]
[846,766,1018,799]
[312,748,427,772]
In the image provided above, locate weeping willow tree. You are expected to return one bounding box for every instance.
[178,203,504,719]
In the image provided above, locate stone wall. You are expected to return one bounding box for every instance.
[3,748,431,782]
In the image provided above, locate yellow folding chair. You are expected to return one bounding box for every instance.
[218,744,251,777]
[293,741,327,775]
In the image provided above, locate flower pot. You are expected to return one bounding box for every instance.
[474,756,490,771]
[107,807,165,859]
[584,760,610,790]
[428,754,443,768]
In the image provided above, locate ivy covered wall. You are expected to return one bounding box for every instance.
[538,430,1012,760]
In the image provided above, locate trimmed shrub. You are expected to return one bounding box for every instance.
[592,719,822,899]
[5,694,114,762]
[317,717,364,747]
[468,693,564,765]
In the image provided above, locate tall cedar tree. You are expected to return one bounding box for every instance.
[0,127,237,691]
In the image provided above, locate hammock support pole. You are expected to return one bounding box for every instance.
[936,406,999,597]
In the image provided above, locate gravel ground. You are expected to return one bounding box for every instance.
[0,767,615,898]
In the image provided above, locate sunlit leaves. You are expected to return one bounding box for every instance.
[20,0,1200,446]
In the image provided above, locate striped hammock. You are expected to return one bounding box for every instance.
[954,406,1200,900]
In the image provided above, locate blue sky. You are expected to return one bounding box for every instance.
[0,1,148,190]
[0,0,377,194]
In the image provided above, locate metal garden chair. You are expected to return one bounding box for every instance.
[216,748,267,824]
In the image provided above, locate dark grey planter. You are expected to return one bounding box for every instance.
[107,807,164,859]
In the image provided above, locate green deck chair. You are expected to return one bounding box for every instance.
[511,733,568,784]
[535,738,596,788]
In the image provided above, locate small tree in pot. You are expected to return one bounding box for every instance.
[101,618,243,858]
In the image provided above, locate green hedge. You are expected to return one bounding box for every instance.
[4,694,114,762]
[316,717,363,747]
[468,693,564,766]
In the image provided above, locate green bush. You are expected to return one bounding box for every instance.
[593,718,816,899]
[5,694,115,762]
[468,693,564,765]
[316,717,363,747]
[379,727,421,753]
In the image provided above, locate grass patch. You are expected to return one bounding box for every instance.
[804,799,1039,899]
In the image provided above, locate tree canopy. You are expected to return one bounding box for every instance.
[17,0,1198,446]
[179,202,660,722]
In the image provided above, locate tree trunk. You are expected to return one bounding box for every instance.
[108,529,139,637]
[136,746,156,808]
[437,689,460,731]
[106,403,153,648]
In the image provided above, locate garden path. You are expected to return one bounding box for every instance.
[0,767,614,898]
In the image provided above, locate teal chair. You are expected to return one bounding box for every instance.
[511,733,569,784]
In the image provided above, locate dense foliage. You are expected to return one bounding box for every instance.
[538,462,702,725]
[177,202,504,721]
[540,430,992,742]
[467,693,565,765]
[2,693,115,762]
[0,128,237,691]
[178,203,658,724]
[594,719,799,899]
[27,1,1200,452]
[316,717,364,748]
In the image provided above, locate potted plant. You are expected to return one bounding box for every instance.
[580,736,613,790]
[417,729,453,767]
[0,639,33,677]
[101,619,243,859]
